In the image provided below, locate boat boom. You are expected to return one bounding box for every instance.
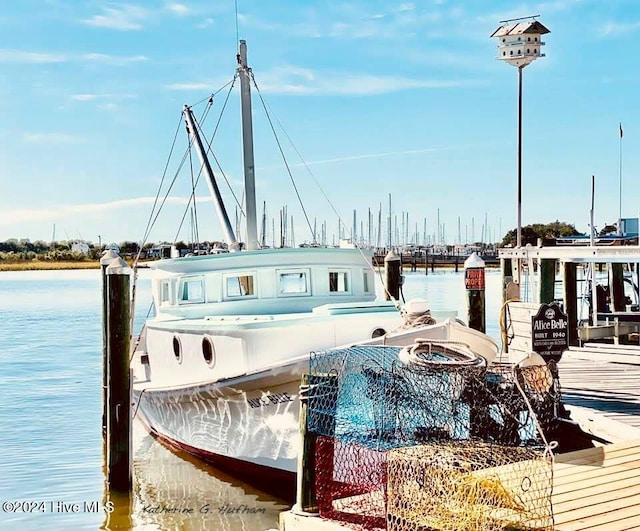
[183,105,240,251]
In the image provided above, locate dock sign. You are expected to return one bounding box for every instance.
[531,302,568,360]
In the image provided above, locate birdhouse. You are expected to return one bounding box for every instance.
[491,19,550,68]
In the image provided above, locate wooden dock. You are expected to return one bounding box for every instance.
[558,344,640,442]
[553,439,640,530]
[281,440,640,531]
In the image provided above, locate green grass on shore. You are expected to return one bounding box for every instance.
[0,260,102,272]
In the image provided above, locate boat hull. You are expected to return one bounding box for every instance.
[134,358,307,498]
[133,319,499,495]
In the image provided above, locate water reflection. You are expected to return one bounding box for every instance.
[102,421,289,530]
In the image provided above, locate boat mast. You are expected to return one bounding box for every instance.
[237,40,259,250]
[183,105,239,250]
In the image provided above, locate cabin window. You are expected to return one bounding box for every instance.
[172,335,182,363]
[202,336,216,367]
[329,270,350,293]
[225,274,256,298]
[179,276,204,304]
[363,270,371,293]
[160,281,171,305]
[278,270,310,296]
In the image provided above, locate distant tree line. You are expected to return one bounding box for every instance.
[0,239,226,262]
[500,221,583,247]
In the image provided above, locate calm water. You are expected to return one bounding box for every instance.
[0,267,502,531]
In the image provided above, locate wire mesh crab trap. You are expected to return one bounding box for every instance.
[306,342,558,530]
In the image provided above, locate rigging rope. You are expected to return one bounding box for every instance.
[250,73,315,242]
[252,86,395,301]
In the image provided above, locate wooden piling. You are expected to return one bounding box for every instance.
[295,374,318,514]
[424,250,428,275]
[101,250,119,434]
[609,263,626,311]
[464,252,485,333]
[539,258,557,304]
[384,250,402,301]
[562,261,579,346]
[106,257,132,491]
[501,258,513,303]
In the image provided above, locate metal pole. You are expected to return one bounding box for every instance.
[517,65,523,249]
[619,123,623,235]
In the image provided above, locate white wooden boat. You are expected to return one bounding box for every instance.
[130,40,497,498]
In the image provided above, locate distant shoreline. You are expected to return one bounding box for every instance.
[0,259,499,273]
[0,260,103,272]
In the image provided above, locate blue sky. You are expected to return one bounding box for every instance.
[1,0,638,246]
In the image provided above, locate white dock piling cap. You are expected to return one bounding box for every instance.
[100,249,119,266]
[464,252,485,269]
[106,256,132,275]
[384,249,401,261]
[404,298,431,314]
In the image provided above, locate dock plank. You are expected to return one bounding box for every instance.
[551,440,640,530]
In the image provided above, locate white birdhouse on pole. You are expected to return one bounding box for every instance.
[491,16,550,68]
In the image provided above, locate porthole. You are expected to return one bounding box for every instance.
[202,336,216,367]
[172,335,182,363]
[372,328,386,338]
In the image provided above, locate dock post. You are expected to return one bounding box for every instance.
[539,259,557,304]
[501,258,513,303]
[464,252,486,333]
[295,374,318,514]
[455,257,459,272]
[106,257,132,491]
[562,262,579,346]
[609,263,626,311]
[384,250,402,301]
[424,250,428,275]
[101,249,119,434]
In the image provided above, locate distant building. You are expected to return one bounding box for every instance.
[71,241,90,255]
[620,218,639,238]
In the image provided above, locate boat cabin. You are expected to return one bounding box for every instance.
[148,247,383,319]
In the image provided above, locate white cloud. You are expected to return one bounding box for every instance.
[82,53,148,65]
[255,66,475,95]
[166,81,215,91]
[196,18,214,29]
[0,49,67,64]
[0,196,197,227]
[72,94,100,101]
[600,20,640,37]
[166,3,190,16]
[71,93,136,102]
[22,132,84,144]
[82,5,148,30]
[167,64,476,96]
